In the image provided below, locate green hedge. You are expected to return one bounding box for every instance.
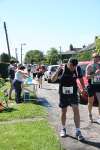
[0,63,9,79]
[0,78,5,88]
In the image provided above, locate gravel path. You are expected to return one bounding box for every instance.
[36,81,100,150]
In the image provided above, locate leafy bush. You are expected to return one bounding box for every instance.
[0,89,8,107]
[0,78,5,88]
[0,63,9,78]
[75,51,92,61]
[0,79,8,107]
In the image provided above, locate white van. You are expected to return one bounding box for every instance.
[44,65,59,83]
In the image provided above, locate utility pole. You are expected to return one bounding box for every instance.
[21,44,22,64]
[4,21,11,58]
[21,43,26,64]
[59,46,62,64]
[15,48,18,62]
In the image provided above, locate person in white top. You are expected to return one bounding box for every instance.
[13,64,28,103]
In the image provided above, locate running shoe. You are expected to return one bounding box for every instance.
[60,128,67,137]
[76,130,85,141]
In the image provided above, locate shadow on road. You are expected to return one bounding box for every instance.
[65,135,100,149]
[37,97,52,107]
[83,140,100,149]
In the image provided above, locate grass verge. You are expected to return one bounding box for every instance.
[0,102,47,121]
[0,81,62,150]
[0,120,62,150]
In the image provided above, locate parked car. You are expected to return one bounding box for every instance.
[44,65,59,83]
[77,61,98,106]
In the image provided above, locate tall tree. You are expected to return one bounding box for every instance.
[95,36,100,54]
[0,53,10,62]
[24,50,44,64]
[75,51,92,61]
[69,44,74,51]
[82,45,86,48]
[46,48,59,65]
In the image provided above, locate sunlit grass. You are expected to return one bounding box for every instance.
[0,103,47,121]
[0,120,62,150]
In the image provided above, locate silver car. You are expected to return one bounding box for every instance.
[44,65,59,83]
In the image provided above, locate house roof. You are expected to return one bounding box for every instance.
[60,51,76,55]
[59,42,96,55]
[79,43,96,52]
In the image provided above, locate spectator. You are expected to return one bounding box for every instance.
[13,64,28,103]
[27,64,31,76]
[32,65,37,79]
[36,64,43,88]
[8,60,16,100]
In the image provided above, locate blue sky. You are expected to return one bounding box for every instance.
[0,0,100,61]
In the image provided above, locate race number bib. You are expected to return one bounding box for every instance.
[92,75,100,84]
[62,86,73,94]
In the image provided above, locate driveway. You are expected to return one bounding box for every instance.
[37,81,100,150]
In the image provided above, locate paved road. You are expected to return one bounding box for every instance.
[36,81,100,150]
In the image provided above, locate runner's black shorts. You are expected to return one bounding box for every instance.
[37,73,43,79]
[59,94,79,108]
[87,84,100,97]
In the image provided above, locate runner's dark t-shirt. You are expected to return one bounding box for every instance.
[58,65,83,95]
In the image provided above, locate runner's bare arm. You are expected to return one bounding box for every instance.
[51,67,62,82]
[86,65,95,79]
[51,71,59,82]
[78,78,85,90]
